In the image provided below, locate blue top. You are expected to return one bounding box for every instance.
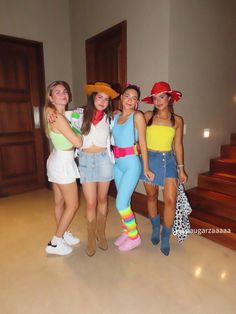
[112,112,138,147]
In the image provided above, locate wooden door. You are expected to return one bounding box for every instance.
[0,35,47,196]
[86,20,127,109]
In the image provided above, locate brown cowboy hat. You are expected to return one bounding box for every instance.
[84,82,120,99]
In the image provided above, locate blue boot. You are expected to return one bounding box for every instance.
[150,214,160,245]
[160,224,172,256]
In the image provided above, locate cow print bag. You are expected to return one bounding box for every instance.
[172,183,192,243]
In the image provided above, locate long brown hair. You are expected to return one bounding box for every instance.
[81,92,113,135]
[147,93,175,126]
[43,81,72,137]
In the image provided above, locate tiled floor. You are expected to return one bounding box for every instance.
[0,189,235,314]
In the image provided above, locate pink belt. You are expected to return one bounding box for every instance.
[113,146,135,158]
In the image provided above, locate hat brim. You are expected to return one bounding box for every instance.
[142,90,182,104]
[84,84,120,100]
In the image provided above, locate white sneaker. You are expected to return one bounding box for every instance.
[45,240,72,256]
[63,231,80,246]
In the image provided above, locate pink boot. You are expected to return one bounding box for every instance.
[118,236,141,251]
[114,233,128,246]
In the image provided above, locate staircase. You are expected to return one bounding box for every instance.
[187,133,236,251]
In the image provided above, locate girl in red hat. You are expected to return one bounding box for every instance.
[140,81,188,256]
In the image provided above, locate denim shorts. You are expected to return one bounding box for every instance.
[79,150,114,183]
[140,151,178,187]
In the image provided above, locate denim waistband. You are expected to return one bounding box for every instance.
[148,150,174,156]
[80,150,107,157]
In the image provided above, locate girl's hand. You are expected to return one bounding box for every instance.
[47,108,57,123]
[179,168,188,184]
[144,169,155,182]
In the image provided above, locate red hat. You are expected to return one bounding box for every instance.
[142,81,182,104]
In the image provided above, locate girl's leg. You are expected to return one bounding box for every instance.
[52,183,65,225]
[46,181,78,255]
[82,182,97,222]
[55,182,79,236]
[115,163,140,211]
[53,183,80,246]
[97,181,110,216]
[163,178,178,228]
[82,182,98,256]
[144,182,160,245]
[161,178,178,256]
[143,183,159,218]
[116,161,141,251]
[114,163,123,190]
[114,164,128,244]
[96,181,111,250]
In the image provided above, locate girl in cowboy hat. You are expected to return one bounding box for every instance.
[112,84,154,252]
[44,81,83,256]
[79,82,119,256]
[140,81,188,256]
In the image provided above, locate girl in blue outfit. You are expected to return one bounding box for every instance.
[140,81,188,256]
[112,85,154,251]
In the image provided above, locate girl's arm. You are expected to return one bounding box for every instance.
[173,116,188,183]
[135,112,154,181]
[52,114,83,148]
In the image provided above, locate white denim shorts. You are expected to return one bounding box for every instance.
[79,150,114,183]
[47,150,80,184]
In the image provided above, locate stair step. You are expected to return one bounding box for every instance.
[189,216,236,251]
[221,145,236,158]
[198,172,236,197]
[190,208,236,232]
[186,187,236,221]
[210,158,236,175]
[231,133,236,145]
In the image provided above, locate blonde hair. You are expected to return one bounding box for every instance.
[43,81,72,137]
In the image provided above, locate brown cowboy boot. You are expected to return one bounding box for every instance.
[86,219,96,257]
[96,211,108,250]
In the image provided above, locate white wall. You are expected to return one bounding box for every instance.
[0,0,73,92]
[169,0,236,188]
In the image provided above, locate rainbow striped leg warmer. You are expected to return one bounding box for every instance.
[118,206,139,240]
[121,220,128,234]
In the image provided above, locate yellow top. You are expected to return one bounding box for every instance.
[146,125,175,151]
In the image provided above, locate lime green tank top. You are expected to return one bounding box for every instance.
[49,130,73,150]
[146,125,175,151]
